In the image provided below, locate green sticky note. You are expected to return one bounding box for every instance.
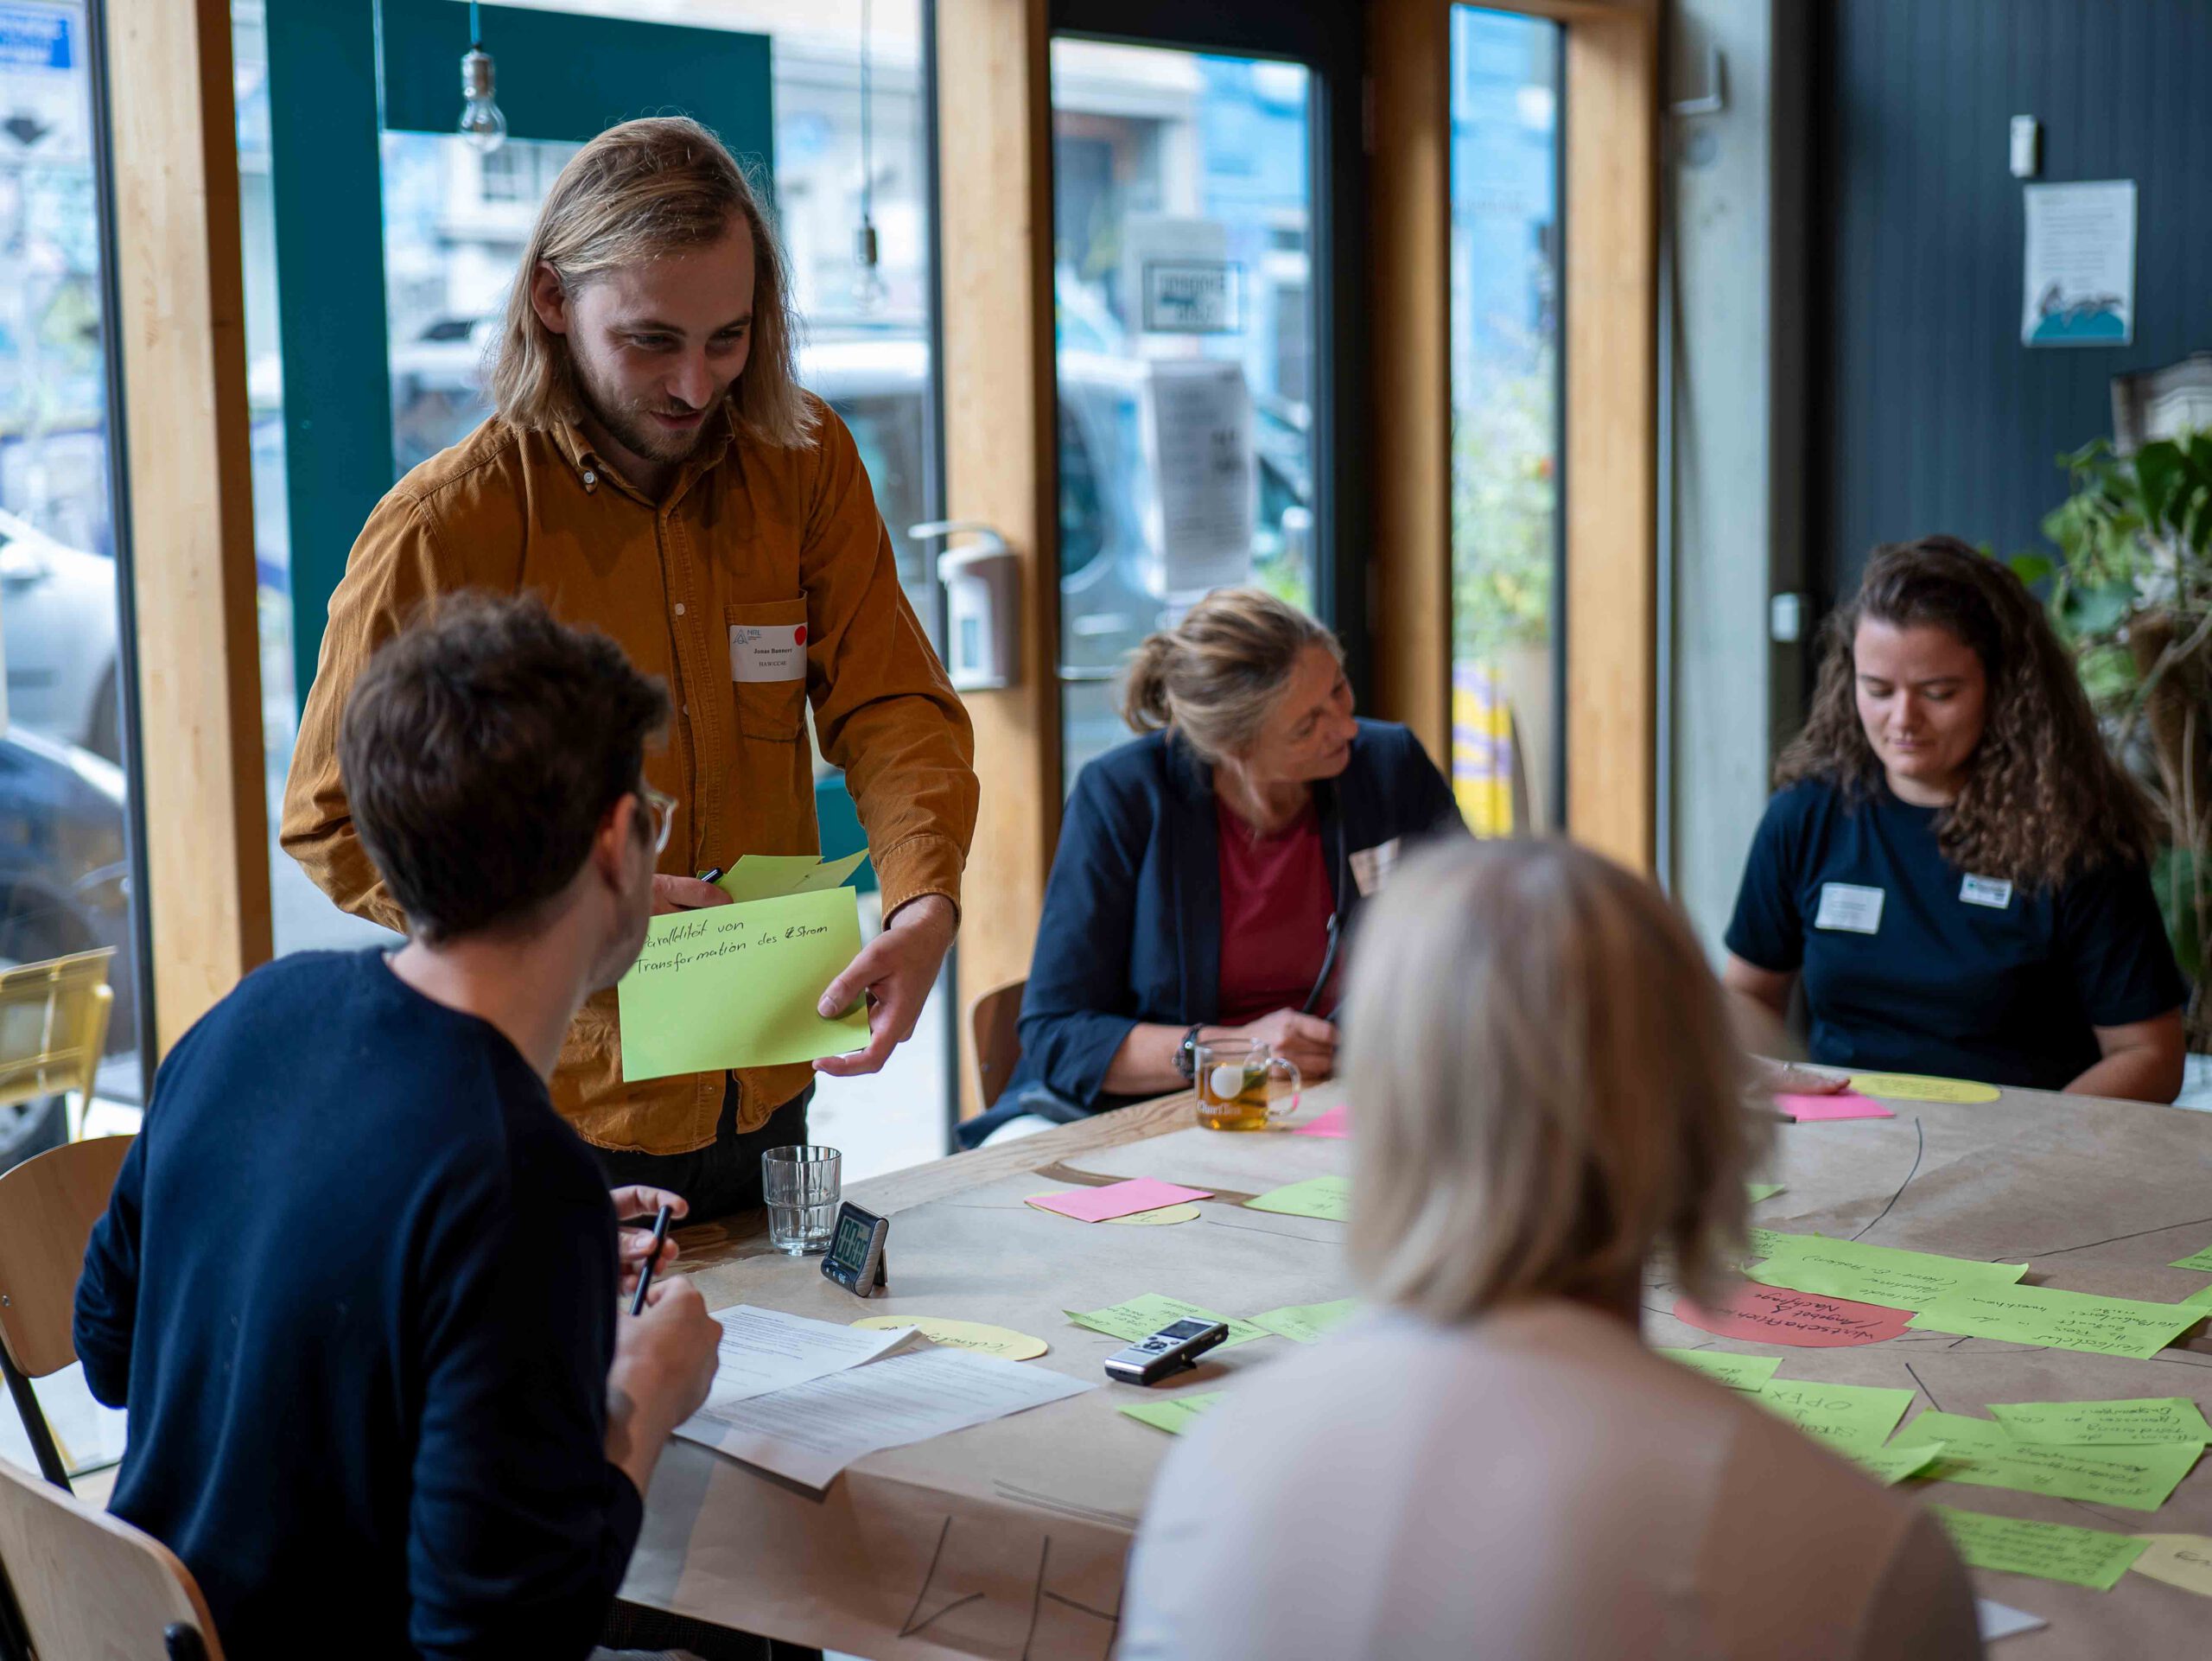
[1752,1379,1916,1451]
[1989,1397,2212,1447]
[1847,1441,1947,1486]
[1908,1411,2203,1511]
[2187,1283,2212,1308]
[716,850,870,903]
[1745,1183,1785,1204]
[1933,1505,2147,1590]
[1907,1283,2209,1359]
[2171,1244,2212,1273]
[616,888,870,1080]
[1747,1232,2027,1308]
[1065,1295,1268,1349]
[1249,1298,1360,1345]
[1119,1391,1227,1435]
[1244,1175,1351,1222]
[1658,1349,1782,1391]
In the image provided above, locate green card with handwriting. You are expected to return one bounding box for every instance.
[1120,1392,1228,1435]
[1753,1379,1915,1451]
[1988,1397,2212,1448]
[1745,1183,1785,1203]
[1657,1349,1781,1391]
[617,888,868,1079]
[1066,1295,1268,1349]
[1847,1441,1946,1486]
[716,849,871,903]
[1747,1231,2025,1308]
[1244,1175,1351,1222]
[1908,1411,2202,1511]
[1906,1283,2208,1359]
[1932,1506,2147,1589]
[1249,1299,1360,1345]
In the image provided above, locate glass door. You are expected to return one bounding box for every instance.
[1047,25,1332,789]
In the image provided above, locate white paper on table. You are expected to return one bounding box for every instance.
[676,1346,1095,1489]
[690,1305,929,1416]
[1975,1599,2048,1642]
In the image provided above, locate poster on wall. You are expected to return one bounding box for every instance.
[1143,360,1256,598]
[2021,180,2136,347]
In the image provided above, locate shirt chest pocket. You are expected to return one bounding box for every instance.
[726,598,810,740]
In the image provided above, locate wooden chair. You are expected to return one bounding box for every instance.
[0,1450,223,1660]
[967,977,1027,1111]
[0,948,114,1144]
[0,1136,131,1490]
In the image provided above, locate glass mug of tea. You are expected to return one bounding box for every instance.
[1192,1039,1302,1131]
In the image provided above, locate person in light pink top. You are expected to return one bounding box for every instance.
[1122,839,1981,1661]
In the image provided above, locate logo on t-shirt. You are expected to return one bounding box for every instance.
[1960,874,2014,910]
[1814,881,1885,934]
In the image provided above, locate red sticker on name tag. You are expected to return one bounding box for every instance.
[1673,1283,1914,1347]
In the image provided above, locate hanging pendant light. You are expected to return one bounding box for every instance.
[458,1,507,155]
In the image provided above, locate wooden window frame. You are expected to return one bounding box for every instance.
[1370,0,1660,870]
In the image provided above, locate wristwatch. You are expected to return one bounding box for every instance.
[1173,1023,1206,1082]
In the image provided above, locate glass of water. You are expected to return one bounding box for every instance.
[762,1144,842,1256]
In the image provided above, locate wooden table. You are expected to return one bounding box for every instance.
[620,1079,2212,1659]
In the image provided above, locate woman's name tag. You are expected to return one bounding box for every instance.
[1960,874,2014,909]
[1814,881,1885,933]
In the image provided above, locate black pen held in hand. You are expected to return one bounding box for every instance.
[629,1203,675,1317]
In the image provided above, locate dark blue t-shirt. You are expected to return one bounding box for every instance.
[74,949,640,1661]
[1726,779,2188,1091]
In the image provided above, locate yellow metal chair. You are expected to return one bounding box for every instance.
[0,947,114,1145]
[0,1448,224,1660]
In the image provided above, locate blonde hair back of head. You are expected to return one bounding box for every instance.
[1343,838,1759,1322]
[486,116,816,449]
[1118,588,1342,764]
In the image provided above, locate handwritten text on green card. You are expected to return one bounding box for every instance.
[617,888,868,1080]
[1244,1175,1351,1222]
[1933,1506,2147,1590]
[1908,1412,2202,1511]
[1120,1392,1227,1435]
[715,850,870,903]
[1753,1380,1915,1451]
[1747,1232,2025,1309]
[2170,1242,2212,1274]
[1988,1397,2212,1447]
[1847,1441,1946,1486]
[1065,1295,1268,1349]
[1658,1349,1781,1391]
[1906,1283,2208,1359]
[1249,1299,1359,1344]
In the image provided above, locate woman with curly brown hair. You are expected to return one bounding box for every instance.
[1724,536,2186,1101]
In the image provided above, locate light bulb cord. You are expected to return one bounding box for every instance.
[470,0,484,51]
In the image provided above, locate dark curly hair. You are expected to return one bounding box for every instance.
[1776,535,2158,889]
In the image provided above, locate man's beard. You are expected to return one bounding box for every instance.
[574,357,723,466]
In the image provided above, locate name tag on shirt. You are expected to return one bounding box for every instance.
[1960,874,2014,910]
[1349,838,1402,898]
[1814,881,1885,934]
[731,621,807,683]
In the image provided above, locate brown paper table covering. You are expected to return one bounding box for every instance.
[620,1078,2212,1659]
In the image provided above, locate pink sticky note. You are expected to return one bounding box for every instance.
[1293,1105,1351,1139]
[1778,1091,1894,1123]
[1673,1284,1914,1347]
[1027,1177,1213,1223]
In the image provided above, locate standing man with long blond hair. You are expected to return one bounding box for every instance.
[284,118,977,1220]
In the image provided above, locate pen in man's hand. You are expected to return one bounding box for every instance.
[629,1203,675,1317]
[697,867,724,885]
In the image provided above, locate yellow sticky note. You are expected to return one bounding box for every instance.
[1847,1072,2000,1104]
[1120,1391,1226,1435]
[1106,1203,1202,1226]
[851,1315,1047,1360]
[2130,1534,2212,1597]
[1244,1175,1351,1221]
[716,849,870,902]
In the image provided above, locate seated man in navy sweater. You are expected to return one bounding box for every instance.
[74,595,721,1659]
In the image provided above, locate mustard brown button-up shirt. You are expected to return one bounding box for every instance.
[281,398,977,1153]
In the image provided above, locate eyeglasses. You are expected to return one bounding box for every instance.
[641,785,677,856]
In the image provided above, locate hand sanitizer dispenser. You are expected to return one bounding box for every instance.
[912,520,1019,690]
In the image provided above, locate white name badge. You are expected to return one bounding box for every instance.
[730,621,808,684]
[1814,882,1885,934]
[1960,874,2014,910]
[1348,837,1402,898]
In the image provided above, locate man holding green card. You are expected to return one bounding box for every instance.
[283,119,976,1219]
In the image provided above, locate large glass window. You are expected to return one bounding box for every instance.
[1050,39,1319,787]
[1448,6,1562,834]
[235,0,950,1176]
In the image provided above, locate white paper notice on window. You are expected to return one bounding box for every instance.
[1143,359,1257,599]
[2022,180,2135,347]
[675,1346,1094,1489]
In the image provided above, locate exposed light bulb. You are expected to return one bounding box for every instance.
[459,48,506,155]
[852,221,886,313]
